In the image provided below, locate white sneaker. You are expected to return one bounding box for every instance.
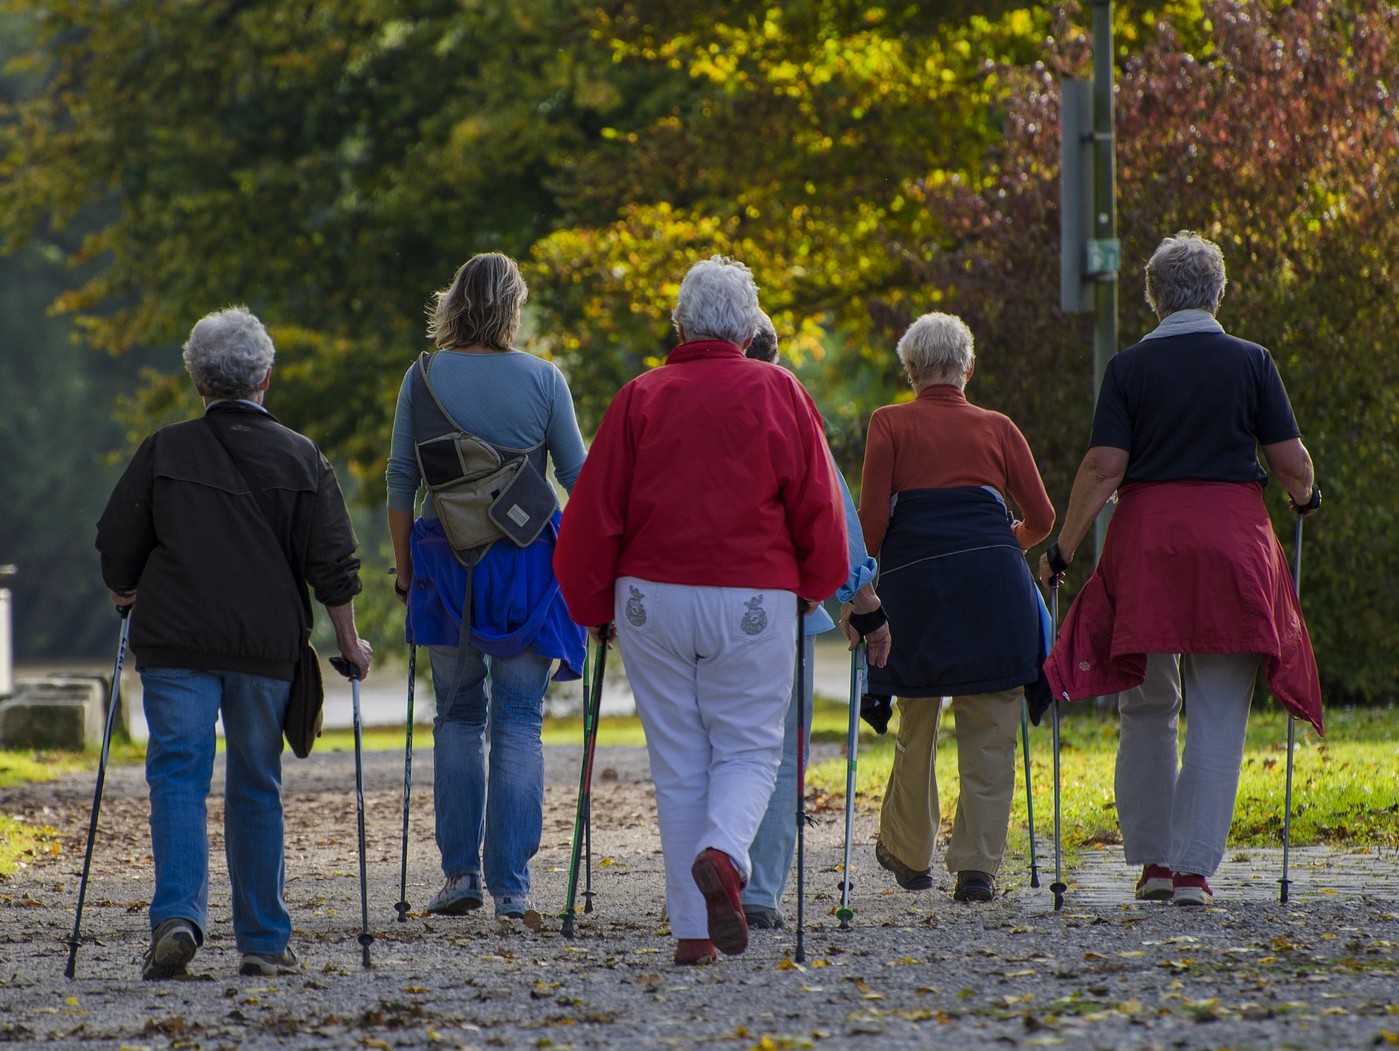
[427,873,483,915]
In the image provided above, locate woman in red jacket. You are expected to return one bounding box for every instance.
[554,256,848,965]
[1039,231,1322,906]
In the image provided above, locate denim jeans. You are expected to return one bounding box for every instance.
[429,644,551,903]
[741,635,812,911]
[142,667,292,954]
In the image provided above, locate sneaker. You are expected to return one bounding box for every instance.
[742,903,785,930]
[1135,864,1174,901]
[495,897,543,932]
[141,918,198,981]
[1172,872,1214,906]
[238,946,300,977]
[674,938,718,966]
[953,870,997,903]
[875,838,934,891]
[426,872,483,915]
[690,848,749,956]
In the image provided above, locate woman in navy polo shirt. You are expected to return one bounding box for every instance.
[1039,231,1323,906]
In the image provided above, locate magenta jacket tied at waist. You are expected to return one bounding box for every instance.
[1044,480,1323,734]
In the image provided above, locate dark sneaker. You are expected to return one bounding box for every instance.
[1172,872,1214,906]
[875,839,933,891]
[674,938,718,966]
[142,918,198,981]
[426,872,483,915]
[1135,864,1174,901]
[690,848,749,956]
[495,897,543,931]
[953,870,997,903]
[238,946,300,977]
[742,903,785,930]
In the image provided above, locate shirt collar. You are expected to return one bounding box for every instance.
[1142,309,1225,341]
[665,339,745,364]
[204,399,273,416]
[915,384,969,403]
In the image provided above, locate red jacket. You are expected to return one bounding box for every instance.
[1044,481,1323,733]
[554,340,849,627]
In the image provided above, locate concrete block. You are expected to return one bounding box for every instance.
[0,678,107,750]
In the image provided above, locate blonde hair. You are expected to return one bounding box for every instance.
[427,252,527,350]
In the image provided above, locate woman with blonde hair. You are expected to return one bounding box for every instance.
[386,252,587,924]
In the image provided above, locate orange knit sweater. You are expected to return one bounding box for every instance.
[857,385,1055,555]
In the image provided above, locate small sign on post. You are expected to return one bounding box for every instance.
[1085,238,1121,277]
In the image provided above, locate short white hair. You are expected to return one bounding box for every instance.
[896,312,975,387]
[1145,231,1228,316]
[671,256,761,346]
[182,306,275,399]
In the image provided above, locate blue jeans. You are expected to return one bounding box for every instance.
[429,644,550,902]
[142,667,292,954]
[742,635,814,910]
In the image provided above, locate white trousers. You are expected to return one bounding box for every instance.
[615,577,797,940]
[1115,652,1261,876]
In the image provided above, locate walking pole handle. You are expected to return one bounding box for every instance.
[329,655,362,682]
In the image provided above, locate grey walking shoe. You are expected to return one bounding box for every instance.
[142,918,198,981]
[426,872,484,915]
[742,903,785,930]
[238,946,301,976]
[495,896,543,931]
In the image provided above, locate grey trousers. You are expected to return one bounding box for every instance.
[1115,652,1261,876]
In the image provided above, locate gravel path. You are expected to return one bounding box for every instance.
[2,742,1396,1050]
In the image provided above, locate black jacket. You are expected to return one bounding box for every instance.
[96,402,362,679]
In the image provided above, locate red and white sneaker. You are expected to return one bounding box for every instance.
[1172,872,1214,906]
[1135,864,1174,901]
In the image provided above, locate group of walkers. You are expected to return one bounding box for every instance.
[94,231,1321,980]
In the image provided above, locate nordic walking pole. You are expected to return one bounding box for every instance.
[1280,516,1304,904]
[393,645,416,923]
[836,643,864,930]
[330,656,373,968]
[65,605,132,980]
[794,600,808,963]
[563,625,610,938]
[582,641,596,915]
[1020,696,1040,889]
[1048,582,1068,912]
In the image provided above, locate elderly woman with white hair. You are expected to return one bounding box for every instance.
[858,311,1055,905]
[554,257,849,965]
[1039,231,1323,906]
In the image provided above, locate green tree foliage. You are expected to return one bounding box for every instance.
[2,0,1395,698]
[0,0,676,489]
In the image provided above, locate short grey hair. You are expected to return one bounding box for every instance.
[1144,231,1228,316]
[896,312,975,387]
[182,306,275,399]
[746,311,779,363]
[671,256,761,346]
[428,252,527,351]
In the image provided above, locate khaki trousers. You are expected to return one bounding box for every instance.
[879,687,1023,875]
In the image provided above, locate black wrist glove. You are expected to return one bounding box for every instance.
[848,606,888,638]
[1290,485,1322,515]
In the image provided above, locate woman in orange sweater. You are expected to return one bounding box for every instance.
[857,312,1054,903]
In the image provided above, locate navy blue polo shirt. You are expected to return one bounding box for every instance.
[1089,331,1301,485]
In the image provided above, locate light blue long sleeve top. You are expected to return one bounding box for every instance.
[806,469,877,636]
[386,349,587,513]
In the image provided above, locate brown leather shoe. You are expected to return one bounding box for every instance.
[673,938,718,966]
[691,848,749,955]
[875,838,933,891]
[953,870,997,902]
